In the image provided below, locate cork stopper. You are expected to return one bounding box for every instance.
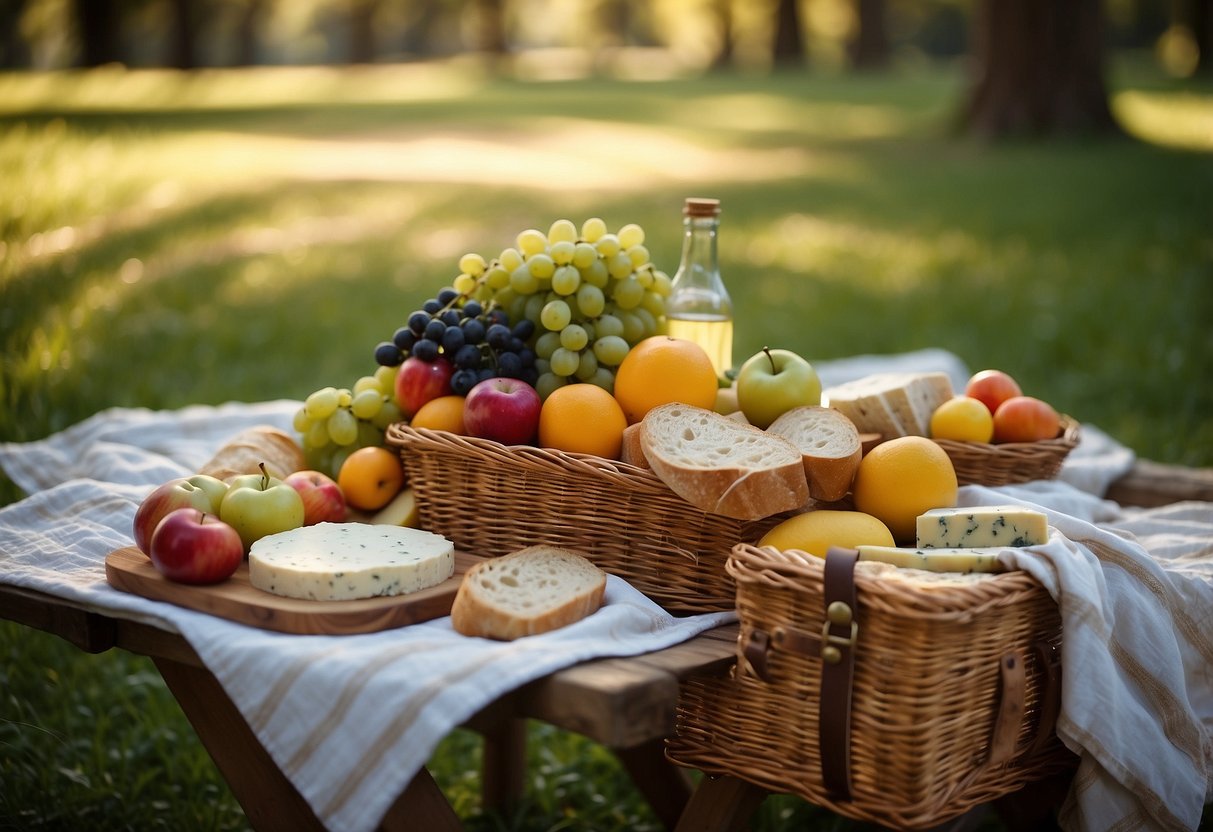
[683,198,721,218]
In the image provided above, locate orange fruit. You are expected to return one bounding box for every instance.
[410,395,466,434]
[613,336,718,424]
[930,396,994,443]
[337,446,405,511]
[538,383,628,459]
[851,436,958,543]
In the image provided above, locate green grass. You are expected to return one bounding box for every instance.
[1,59,1211,829]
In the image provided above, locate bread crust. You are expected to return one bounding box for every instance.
[199,425,306,482]
[767,406,863,502]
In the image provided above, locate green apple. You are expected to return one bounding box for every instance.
[218,463,305,552]
[185,474,230,512]
[736,346,822,429]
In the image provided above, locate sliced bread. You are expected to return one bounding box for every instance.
[450,545,607,641]
[766,406,862,502]
[619,423,650,469]
[640,403,810,520]
[822,372,954,438]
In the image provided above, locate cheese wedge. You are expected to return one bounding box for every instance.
[857,545,1006,574]
[823,372,953,438]
[916,506,1048,549]
[249,522,454,601]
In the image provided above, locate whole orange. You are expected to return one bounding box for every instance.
[410,395,467,434]
[337,446,405,511]
[538,383,628,459]
[851,436,958,543]
[613,336,718,424]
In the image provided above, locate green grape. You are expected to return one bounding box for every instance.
[618,223,645,249]
[499,247,524,272]
[527,252,556,280]
[337,388,353,408]
[351,388,384,420]
[634,308,658,338]
[549,348,581,377]
[536,372,568,401]
[575,349,599,381]
[374,364,399,392]
[304,419,331,450]
[580,321,596,342]
[548,218,578,243]
[619,312,645,344]
[509,294,530,327]
[580,258,609,288]
[592,335,630,366]
[534,357,551,376]
[535,331,562,360]
[595,233,621,258]
[459,253,488,277]
[613,276,644,309]
[327,408,359,446]
[575,283,605,317]
[606,252,633,280]
[642,290,666,317]
[517,228,548,256]
[541,299,572,331]
[560,324,588,351]
[587,366,616,393]
[353,375,382,395]
[581,217,607,242]
[372,398,403,430]
[571,242,598,269]
[510,263,540,294]
[292,407,311,434]
[304,442,335,477]
[549,240,576,265]
[453,273,478,295]
[523,293,547,328]
[635,268,653,289]
[651,270,673,296]
[357,420,384,448]
[595,313,624,338]
[485,264,510,289]
[304,386,340,420]
[551,265,581,296]
[328,445,355,481]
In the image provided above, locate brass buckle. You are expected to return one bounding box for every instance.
[820,601,858,665]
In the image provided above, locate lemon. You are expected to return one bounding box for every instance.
[930,396,994,443]
[758,509,895,557]
[852,436,958,542]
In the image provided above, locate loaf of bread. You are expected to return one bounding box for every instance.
[451,545,608,641]
[822,372,953,438]
[766,406,862,502]
[199,425,306,482]
[619,423,650,469]
[639,403,809,521]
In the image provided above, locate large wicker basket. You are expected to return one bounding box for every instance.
[935,416,1081,486]
[384,424,793,614]
[667,543,1076,829]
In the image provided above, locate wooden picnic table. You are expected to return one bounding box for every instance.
[2,457,1210,831]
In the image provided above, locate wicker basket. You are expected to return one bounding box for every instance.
[667,544,1076,830]
[384,424,793,614]
[935,416,1081,486]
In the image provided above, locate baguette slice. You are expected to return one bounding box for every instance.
[619,423,650,469]
[640,403,810,521]
[200,425,306,482]
[451,546,607,641]
[766,406,862,502]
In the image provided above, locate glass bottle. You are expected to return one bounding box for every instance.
[666,197,734,377]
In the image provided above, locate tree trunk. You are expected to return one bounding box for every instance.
[72,0,122,67]
[167,0,197,69]
[474,0,506,53]
[349,0,380,64]
[772,0,805,67]
[961,0,1119,138]
[849,0,889,70]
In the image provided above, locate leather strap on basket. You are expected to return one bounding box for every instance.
[820,546,860,802]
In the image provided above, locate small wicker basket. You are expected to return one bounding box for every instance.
[935,416,1081,486]
[667,543,1075,830]
[384,424,793,614]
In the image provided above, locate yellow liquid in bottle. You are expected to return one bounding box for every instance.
[667,314,734,378]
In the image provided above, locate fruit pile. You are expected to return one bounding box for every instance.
[931,369,1061,444]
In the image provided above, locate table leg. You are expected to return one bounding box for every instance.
[379,767,464,832]
[615,739,693,831]
[673,774,766,832]
[480,716,527,814]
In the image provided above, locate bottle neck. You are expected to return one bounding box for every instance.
[676,216,720,286]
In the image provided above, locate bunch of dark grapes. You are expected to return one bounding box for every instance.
[373,288,538,396]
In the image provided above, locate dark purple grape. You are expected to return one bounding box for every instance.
[462,300,483,319]
[476,368,495,382]
[408,311,430,335]
[411,339,439,362]
[437,288,459,306]
[496,351,523,378]
[439,309,462,327]
[374,341,404,367]
[454,344,481,369]
[441,326,465,353]
[517,348,536,368]
[520,366,540,387]
[423,318,447,342]
[511,319,535,341]
[487,308,509,327]
[486,324,511,350]
[461,318,486,344]
[423,298,442,314]
[393,327,416,352]
[507,336,525,353]
[450,368,478,396]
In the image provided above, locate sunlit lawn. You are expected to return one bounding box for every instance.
[1,58,1211,830]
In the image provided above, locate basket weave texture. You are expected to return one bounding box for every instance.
[935,416,1080,486]
[667,544,1075,830]
[385,424,792,614]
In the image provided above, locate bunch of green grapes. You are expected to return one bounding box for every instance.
[451,217,671,400]
[293,364,403,478]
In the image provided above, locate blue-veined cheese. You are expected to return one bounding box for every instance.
[856,545,1006,574]
[249,522,454,601]
[916,505,1048,549]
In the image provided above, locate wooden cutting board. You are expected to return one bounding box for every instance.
[105,546,480,635]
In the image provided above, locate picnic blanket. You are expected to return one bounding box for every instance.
[1,348,1210,831]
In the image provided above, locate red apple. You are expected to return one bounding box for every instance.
[149,508,243,584]
[992,396,1061,443]
[395,356,454,418]
[463,377,542,446]
[133,475,229,556]
[965,370,1023,416]
[285,469,347,525]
